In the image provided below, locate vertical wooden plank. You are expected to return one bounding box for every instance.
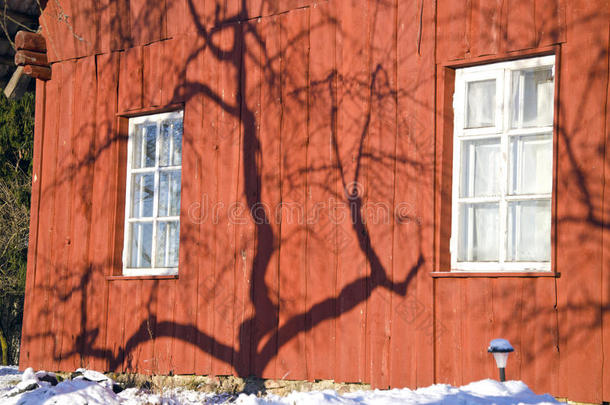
[601,22,610,401]
[205,0,240,23]
[470,0,501,56]
[603,23,610,402]
[413,0,436,388]
[89,52,120,371]
[435,0,469,61]
[306,2,337,382]
[434,65,455,274]
[166,0,188,37]
[39,3,61,63]
[163,36,188,105]
[51,60,76,371]
[194,34,217,377]
[107,0,132,51]
[557,1,609,402]
[106,282,127,371]
[71,0,99,58]
[122,280,143,372]
[60,56,97,370]
[554,56,570,403]
[130,0,164,46]
[334,0,369,383]
[143,42,163,108]
[364,0,396,389]
[491,278,524,381]
[390,0,420,388]
[431,17,456,387]
[204,0,221,28]
[123,280,157,374]
[532,279,560,395]
[276,7,309,382]
[535,0,566,47]
[118,46,143,112]
[252,15,282,379]
[461,279,493,384]
[35,69,60,371]
[155,280,177,374]
[231,20,261,376]
[61,0,81,58]
[182,0,206,32]
[519,279,537,387]
[138,280,158,373]
[227,0,241,21]
[434,280,462,386]
[505,0,536,51]
[98,0,111,53]
[211,21,242,375]
[19,79,47,369]
[248,0,264,18]
[70,56,97,369]
[172,32,202,375]
[111,147,128,373]
[37,65,61,372]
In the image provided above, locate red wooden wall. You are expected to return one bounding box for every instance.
[19,0,610,403]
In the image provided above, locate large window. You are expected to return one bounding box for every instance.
[122,111,183,276]
[451,56,555,272]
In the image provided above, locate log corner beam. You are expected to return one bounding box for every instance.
[14,50,48,67]
[14,31,51,81]
[23,65,51,81]
[15,31,47,53]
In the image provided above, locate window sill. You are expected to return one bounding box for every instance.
[430,271,560,278]
[106,275,179,281]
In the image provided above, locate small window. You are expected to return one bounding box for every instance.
[451,56,555,272]
[122,111,183,276]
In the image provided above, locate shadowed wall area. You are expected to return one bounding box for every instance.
[17,0,610,403]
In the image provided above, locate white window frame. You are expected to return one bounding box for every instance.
[122,110,183,276]
[450,55,555,272]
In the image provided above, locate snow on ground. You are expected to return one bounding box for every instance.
[0,366,560,405]
[233,380,559,405]
[0,366,22,396]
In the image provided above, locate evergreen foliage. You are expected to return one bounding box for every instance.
[0,91,34,365]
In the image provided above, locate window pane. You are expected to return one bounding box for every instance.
[466,79,496,128]
[130,173,154,218]
[172,120,183,165]
[507,200,551,261]
[460,138,501,197]
[155,221,180,267]
[509,134,552,195]
[160,119,183,167]
[158,171,181,217]
[129,222,153,268]
[133,124,157,168]
[458,203,499,261]
[511,68,554,128]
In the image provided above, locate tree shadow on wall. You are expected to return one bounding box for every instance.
[21,0,610,393]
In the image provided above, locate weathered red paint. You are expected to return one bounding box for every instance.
[19,0,610,403]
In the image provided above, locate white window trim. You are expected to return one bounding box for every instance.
[122,110,183,276]
[450,55,555,272]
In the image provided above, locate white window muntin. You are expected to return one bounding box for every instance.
[122,110,183,276]
[450,55,555,272]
